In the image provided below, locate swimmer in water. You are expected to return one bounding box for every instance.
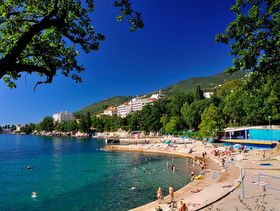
[31,192,37,198]
[171,164,176,172]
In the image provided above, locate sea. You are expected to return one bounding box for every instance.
[0,134,194,211]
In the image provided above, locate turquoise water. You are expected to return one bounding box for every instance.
[0,134,194,211]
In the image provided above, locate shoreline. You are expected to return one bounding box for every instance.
[104,143,241,211]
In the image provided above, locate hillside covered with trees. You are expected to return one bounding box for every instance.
[77,71,246,115]
[32,72,280,139]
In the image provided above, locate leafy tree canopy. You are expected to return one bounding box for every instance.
[216,0,280,86]
[0,0,143,89]
[199,104,224,137]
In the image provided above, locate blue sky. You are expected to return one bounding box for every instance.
[0,0,236,125]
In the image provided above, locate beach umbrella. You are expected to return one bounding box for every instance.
[166,140,172,145]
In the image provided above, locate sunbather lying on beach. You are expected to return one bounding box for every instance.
[191,188,202,193]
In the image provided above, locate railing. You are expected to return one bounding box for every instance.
[258,173,280,191]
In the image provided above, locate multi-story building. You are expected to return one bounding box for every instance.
[104,106,118,116]
[130,96,159,112]
[130,97,147,112]
[117,102,132,118]
[53,111,74,123]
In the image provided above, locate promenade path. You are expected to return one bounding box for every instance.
[201,148,280,211]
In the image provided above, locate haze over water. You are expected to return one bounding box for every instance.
[0,135,194,210]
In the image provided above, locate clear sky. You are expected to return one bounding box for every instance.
[0,0,236,125]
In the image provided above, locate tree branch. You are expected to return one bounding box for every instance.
[0,5,66,78]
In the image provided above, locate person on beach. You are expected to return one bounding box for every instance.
[191,171,195,181]
[169,186,174,203]
[262,150,266,159]
[178,200,187,211]
[156,205,163,211]
[157,187,164,202]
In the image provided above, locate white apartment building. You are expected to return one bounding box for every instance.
[130,97,147,112]
[130,97,159,112]
[117,103,132,118]
[150,93,164,100]
[104,106,118,116]
[53,111,74,123]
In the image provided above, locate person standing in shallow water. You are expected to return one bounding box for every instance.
[171,164,176,172]
[157,187,164,202]
[169,185,174,203]
[191,171,195,181]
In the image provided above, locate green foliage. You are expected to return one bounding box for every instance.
[163,116,182,134]
[222,88,246,126]
[215,79,242,98]
[37,116,54,132]
[195,85,204,100]
[166,92,194,116]
[66,120,78,132]
[199,104,224,137]
[0,0,142,88]
[31,72,280,137]
[78,112,91,132]
[103,116,122,132]
[181,99,211,130]
[126,111,141,131]
[216,0,280,87]
[163,71,246,95]
[140,104,162,132]
[91,116,104,132]
[223,74,280,126]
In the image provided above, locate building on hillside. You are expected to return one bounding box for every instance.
[146,97,157,104]
[150,92,165,100]
[104,106,118,116]
[117,102,132,118]
[53,111,74,123]
[222,125,280,147]
[130,97,147,112]
[15,124,23,132]
[203,92,213,99]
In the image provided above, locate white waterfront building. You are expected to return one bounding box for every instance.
[117,103,132,118]
[53,111,74,123]
[104,106,118,116]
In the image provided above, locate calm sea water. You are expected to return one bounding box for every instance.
[0,134,194,211]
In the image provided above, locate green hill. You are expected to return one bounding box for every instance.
[76,96,133,115]
[77,71,247,115]
[162,71,246,95]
